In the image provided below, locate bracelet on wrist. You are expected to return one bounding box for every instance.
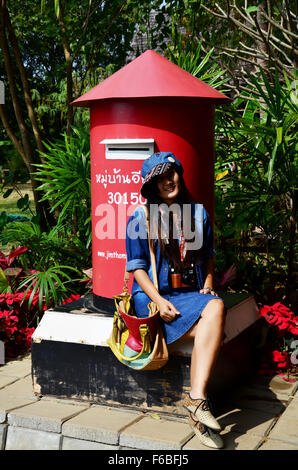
[204,286,213,291]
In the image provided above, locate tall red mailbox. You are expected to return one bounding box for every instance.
[72,50,230,303]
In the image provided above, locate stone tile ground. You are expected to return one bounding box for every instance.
[0,354,297,451]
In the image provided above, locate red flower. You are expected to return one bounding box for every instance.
[0,310,10,318]
[288,316,298,335]
[61,294,81,304]
[270,350,289,368]
[259,303,297,335]
[271,350,288,361]
[9,315,18,323]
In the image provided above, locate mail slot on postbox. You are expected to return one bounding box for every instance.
[72,50,230,305]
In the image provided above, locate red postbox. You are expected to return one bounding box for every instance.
[72,50,230,303]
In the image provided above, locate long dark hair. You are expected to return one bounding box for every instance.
[146,174,201,270]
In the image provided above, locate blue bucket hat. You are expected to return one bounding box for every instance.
[141,152,183,199]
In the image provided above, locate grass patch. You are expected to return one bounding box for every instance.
[0,184,35,217]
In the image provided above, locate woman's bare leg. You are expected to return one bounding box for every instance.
[181,299,225,399]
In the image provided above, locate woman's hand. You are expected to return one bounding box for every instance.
[157,298,180,323]
[132,269,180,322]
[200,287,218,296]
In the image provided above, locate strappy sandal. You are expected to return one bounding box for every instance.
[183,394,221,431]
[188,413,224,449]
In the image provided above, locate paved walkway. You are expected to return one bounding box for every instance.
[0,353,297,451]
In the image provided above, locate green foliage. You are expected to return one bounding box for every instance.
[18,265,80,312]
[0,164,33,223]
[0,0,140,146]
[0,141,27,174]
[165,39,229,90]
[199,1,296,84]
[0,220,90,272]
[1,0,296,313]
[0,221,89,313]
[214,67,297,305]
[34,127,91,248]
[0,127,92,317]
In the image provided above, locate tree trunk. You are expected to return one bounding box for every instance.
[0,0,55,230]
[255,2,271,77]
[0,1,33,168]
[4,7,45,153]
[285,193,297,307]
[0,104,26,161]
[58,1,73,135]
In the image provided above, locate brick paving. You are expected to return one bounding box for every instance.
[0,353,297,451]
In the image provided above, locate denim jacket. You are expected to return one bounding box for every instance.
[125,202,215,295]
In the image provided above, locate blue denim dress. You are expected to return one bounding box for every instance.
[125,203,222,344]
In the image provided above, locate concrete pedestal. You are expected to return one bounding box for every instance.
[31,293,262,416]
[0,341,4,365]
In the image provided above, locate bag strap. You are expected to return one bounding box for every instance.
[110,322,151,362]
[124,204,159,292]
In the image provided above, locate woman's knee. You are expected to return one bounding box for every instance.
[201,298,225,322]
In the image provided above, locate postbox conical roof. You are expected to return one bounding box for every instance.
[72,50,230,107]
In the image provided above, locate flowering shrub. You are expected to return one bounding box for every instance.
[0,290,41,358]
[0,309,35,358]
[0,244,84,359]
[0,246,28,292]
[259,302,298,335]
[0,246,28,270]
[258,302,298,381]
[0,290,81,359]
[60,294,81,305]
